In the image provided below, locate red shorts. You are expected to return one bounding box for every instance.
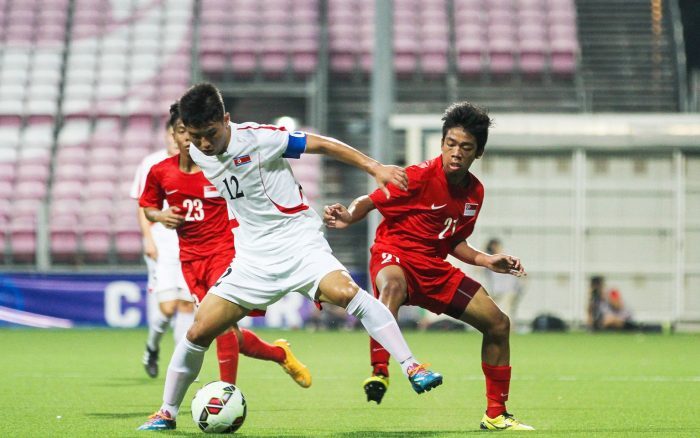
[181,247,235,303]
[369,246,482,318]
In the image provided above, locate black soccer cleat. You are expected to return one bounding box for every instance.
[363,375,389,404]
[142,345,159,378]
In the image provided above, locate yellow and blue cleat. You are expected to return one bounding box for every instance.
[137,410,176,431]
[363,374,389,404]
[480,412,534,431]
[274,339,312,388]
[407,363,443,394]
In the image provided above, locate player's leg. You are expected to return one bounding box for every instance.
[316,270,442,394]
[142,298,177,378]
[364,265,409,403]
[457,287,533,431]
[173,299,195,343]
[215,328,240,384]
[138,293,248,430]
[234,327,310,388]
[172,266,195,343]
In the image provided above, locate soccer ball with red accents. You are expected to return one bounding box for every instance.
[191,381,247,433]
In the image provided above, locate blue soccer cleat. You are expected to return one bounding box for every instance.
[137,410,176,431]
[407,363,443,394]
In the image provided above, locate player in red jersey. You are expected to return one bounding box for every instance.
[324,102,534,431]
[139,102,311,388]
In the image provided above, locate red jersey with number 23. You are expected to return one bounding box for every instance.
[139,155,235,262]
[369,155,484,259]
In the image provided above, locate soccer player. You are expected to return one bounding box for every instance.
[323,102,535,431]
[139,102,310,388]
[137,83,442,431]
[130,119,195,378]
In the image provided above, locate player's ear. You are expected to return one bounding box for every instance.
[223,112,231,125]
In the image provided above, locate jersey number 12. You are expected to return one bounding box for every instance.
[222,176,245,200]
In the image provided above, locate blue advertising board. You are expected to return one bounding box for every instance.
[0,271,366,329]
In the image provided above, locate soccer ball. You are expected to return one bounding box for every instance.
[191,381,247,434]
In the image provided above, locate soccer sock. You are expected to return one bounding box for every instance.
[345,290,416,377]
[147,312,172,351]
[173,310,194,344]
[482,362,511,418]
[215,331,240,384]
[239,329,286,363]
[369,337,390,377]
[161,338,208,418]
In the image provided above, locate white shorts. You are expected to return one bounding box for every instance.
[209,239,346,310]
[144,254,193,303]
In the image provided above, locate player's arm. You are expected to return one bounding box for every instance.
[137,206,158,260]
[305,133,407,198]
[143,206,185,229]
[323,195,376,230]
[451,241,526,277]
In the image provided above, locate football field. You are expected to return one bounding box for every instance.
[1,328,698,437]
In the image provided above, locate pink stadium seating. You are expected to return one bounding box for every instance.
[50,214,79,263]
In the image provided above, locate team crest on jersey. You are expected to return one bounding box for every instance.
[203,185,221,198]
[233,154,252,166]
[463,203,478,216]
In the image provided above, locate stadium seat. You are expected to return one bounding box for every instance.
[50,214,79,263]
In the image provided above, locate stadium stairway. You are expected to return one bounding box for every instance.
[576,0,680,111]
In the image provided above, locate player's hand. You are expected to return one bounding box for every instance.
[486,254,526,277]
[159,206,186,229]
[373,164,408,198]
[323,203,352,229]
[143,237,158,261]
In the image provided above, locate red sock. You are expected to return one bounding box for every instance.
[482,362,511,418]
[370,337,390,377]
[215,331,239,384]
[239,329,285,363]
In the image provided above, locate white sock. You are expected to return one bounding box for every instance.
[147,312,171,351]
[161,338,208,418]
[345,290,417,377]
[173,310,194,344]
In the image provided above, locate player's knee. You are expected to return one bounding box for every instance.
[488,311,510,340]
[186,322,215,347]
[378,280,406,310]
[334,286,360,308]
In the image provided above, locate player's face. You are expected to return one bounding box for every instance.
[172,119,191,155]
[186,113,231,156]
[440,127,481,176]
[164,126,179,156]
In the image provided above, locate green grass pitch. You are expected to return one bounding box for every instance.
[0,328,698,437]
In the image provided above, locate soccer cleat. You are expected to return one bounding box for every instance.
[480,412,535,431]
[137,410,176,431]
[142,345,159,378]
[363,374,389,404]
[273,339,312,388]
[406,363,443,394]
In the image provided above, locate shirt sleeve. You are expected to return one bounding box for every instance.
[368,166,423,219]
[138,168,165,210]
[246,124,305,164]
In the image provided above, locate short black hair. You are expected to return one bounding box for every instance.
[485,238,501,254]
[168,101,180,128]
[441,102,492,155]
[179,83,225,128]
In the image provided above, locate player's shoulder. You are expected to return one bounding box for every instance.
[407,156,441,181]
[150,154,178,175]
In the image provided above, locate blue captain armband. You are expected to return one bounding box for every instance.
[283,131,307,159]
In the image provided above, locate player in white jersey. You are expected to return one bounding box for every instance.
[138,83,444,431]
[130,119,194,378]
